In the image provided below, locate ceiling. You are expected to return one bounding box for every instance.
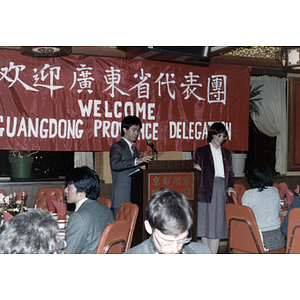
[0,46,294,76]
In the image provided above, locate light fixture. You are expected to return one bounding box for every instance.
[21,46,72,57]
[280,47,300,68]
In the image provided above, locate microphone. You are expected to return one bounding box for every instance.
[147,140,158,152]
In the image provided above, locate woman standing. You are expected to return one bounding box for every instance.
[192,122,236,254]
[242,161,285,251]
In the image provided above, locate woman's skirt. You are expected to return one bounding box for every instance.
[197,177,227,239]
[261,227,285,251]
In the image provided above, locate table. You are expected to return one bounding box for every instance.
[52,213,68,241]
[1,209,68,241]
[54,215,68,253]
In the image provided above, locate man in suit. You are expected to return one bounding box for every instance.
[110,115,153,216]
[124,188,212,254]
[64,166,114,254]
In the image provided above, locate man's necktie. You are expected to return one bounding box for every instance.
[131,145,136,158]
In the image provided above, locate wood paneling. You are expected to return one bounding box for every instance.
[288,76,300,171]
[0,180,66,208]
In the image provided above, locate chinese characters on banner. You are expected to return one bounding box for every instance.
[0,49,251,152]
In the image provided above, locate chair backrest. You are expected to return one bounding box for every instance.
[95,220,130,254]
[234,184,247,205]
[34,187,65,211]
[0,189,7,196]
[225,203,264,254]
[115,201,139,252]
[286,207,300,254]
[279,182,288,199]
[97,196,112,209]
[273,182,289,200]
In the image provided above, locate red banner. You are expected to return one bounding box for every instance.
[0,49,251,152]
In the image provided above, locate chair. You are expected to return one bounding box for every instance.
[95,220,130,254]
[0,189,6,196]
[115,201,139,252]
[273,182,289,200]
[234,184,246,205]
[97,196,112,209]
[279,182,288,199]
[273,183,293,207]
[225,203,285,254]
[228,184,246,205]
[229,192,238,204]
[34,187,65,211]
[286,207,300,254]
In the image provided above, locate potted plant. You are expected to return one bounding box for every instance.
[232,84,263,177]
[9,150,38,181]
[249,83,263,119]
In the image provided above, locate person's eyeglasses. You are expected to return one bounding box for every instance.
[153,230,192,247]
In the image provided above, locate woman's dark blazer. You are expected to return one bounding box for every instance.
[192,143,234,203]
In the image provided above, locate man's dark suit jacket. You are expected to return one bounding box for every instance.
[110,138,140,211]
[192,143,234,203]
[65,199,114,254]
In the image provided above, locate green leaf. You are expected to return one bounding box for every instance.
[249,83,263,116]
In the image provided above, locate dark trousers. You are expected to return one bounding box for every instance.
[112,207,119,218]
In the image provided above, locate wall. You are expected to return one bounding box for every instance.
[0,181,66,208]
[234,175,300,193]
[95,151,184,184]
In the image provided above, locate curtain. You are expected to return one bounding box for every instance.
[250,76,287,174]
[74,152,94,169]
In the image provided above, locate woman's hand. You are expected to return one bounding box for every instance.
[193,163,202,171]
[227,188,238,204]
[227,188,237,197]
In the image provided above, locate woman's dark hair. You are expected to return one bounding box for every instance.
[207,122,228,143]
[246,161,273,191]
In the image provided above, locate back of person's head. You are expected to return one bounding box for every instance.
[207,122,228,143]
[121,115,142,136]
[0,209,59,254]
[66,166,100,200]
[247,161,273,191]
[146,188,193,236]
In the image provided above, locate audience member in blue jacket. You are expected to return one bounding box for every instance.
[281,195,300,236]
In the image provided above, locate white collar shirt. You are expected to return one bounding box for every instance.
[122,137,134,155]
[209,143,225,178]
[122,137,137,165]
[75,197,88,212]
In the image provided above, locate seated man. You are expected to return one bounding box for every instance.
[64,166,115,254]
[124,188,211,254]
[281,195,300,236]
[0,209,59,254]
